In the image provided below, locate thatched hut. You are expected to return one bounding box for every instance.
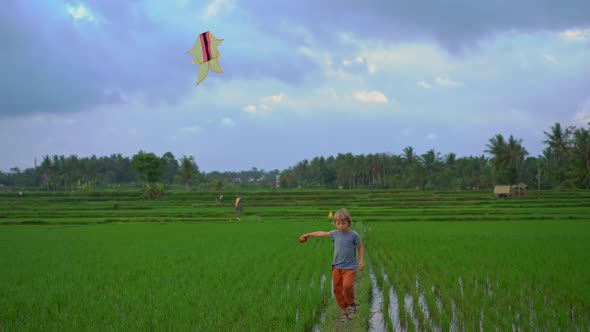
[494,183,529,198]
[511,182,529,196]
[494,185,512,198]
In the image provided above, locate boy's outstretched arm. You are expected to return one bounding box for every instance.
[357,243,365,271]
[301,231,331,238]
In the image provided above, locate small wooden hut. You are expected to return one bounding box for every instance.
[493,185,512,198]
[494,183,529,198]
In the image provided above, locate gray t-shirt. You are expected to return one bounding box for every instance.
[330,230,362,269]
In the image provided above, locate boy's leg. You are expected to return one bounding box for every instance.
[332,268,348,312]
[342,269,357,306]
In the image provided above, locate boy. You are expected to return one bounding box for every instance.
[300,208,365,321]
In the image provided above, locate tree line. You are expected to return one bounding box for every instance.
[1,122,589,192]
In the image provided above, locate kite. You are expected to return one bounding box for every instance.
[186,31,224,85]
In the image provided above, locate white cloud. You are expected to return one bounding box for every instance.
[243,93,286,114]
[203,0,236,19]
[297,46,315,58]
[262,93,287,104]
[418,81,431,89]
[221,117,235,127]
[543,54,558,64]
[573,111,590,126]
[278,20,314,45]
[338,31,358,45]
[425,133,438,141]
[66,4,100,23]
[329,68,360,81]
[342,56,366,66]
[29,113,77,126]
[434,77,463,87]
[327,88,339,100]
[562,29,590,41]
[353,90,388,104]
[243,104,257,113]
[366,43,453,74]
[181,125,201,134]
[573,99,590,126]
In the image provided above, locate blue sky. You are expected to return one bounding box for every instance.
[1,0,589,172]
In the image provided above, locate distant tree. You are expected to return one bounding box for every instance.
[522,156,541,190]
[455,155,490,189]
[39,155,55,190]
[485,134,528,184]
[310,157,328,188]
[180,155,199,191]
[420,149,442,190]
[401,146,420,189]
[485,134,509,183]
[571,124,590,188]
[161,152,179,184]
[505,135,528,184]
[334,153,355,189]
[441,153,458,189]
[210,178,224,191]
[279,169,296,189]
[132,151,165,199]
[543,123,574,189]
[293,160,310,188]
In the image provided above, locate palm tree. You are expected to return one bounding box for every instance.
[505,135,528,184]
[543,123,574,188]
[401,146,419,188]
[485,134,508,183]
[420,149,442,189]
[485,134,527,184]
[572,125,590,188]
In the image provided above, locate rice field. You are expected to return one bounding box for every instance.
[368,221,590,331]
[1,189,589,331]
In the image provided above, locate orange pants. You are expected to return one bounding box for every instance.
[332,268,356,311]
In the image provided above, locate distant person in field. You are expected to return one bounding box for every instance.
[234,195,242,220]
[218,194,224,203]
[299,208,365,322]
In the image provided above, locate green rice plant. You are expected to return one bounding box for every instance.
[0,222,336,330]
[367,220,590,331]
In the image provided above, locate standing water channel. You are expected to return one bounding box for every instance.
[368,264,387,331]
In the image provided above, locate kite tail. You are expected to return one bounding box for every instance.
[209,57,223,74]
[197,63,210,85]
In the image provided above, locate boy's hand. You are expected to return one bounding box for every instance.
[359,261,365,271]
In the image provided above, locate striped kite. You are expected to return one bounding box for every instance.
[186,31,223,85]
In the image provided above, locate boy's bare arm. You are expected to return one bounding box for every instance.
[302,231,331,238]
[357,243,365,270]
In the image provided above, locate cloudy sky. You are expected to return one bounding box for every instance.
[1,1,590,173]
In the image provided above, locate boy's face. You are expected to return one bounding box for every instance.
[334,218,350,232]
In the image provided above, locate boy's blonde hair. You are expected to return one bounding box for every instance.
[333,208,352,225]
